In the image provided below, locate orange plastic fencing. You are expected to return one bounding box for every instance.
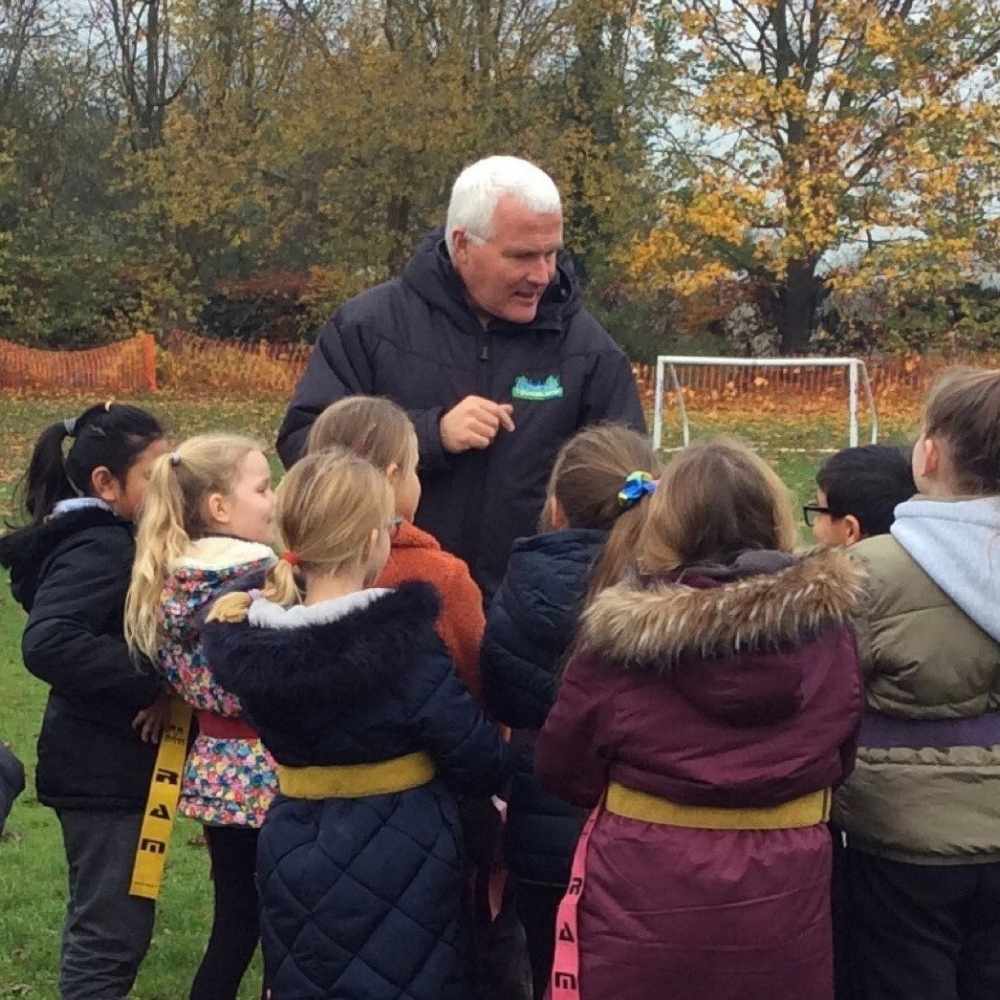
[0,330,990,406]
[0,334,157,393]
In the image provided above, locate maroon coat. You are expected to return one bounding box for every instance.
[536,548,864,1000]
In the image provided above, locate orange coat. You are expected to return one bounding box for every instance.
[376,520,484,700]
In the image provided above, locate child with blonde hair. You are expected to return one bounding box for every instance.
[537,438,864,1000]
[307,395,484,696]
[201,448,510,1000]
[125,434,276,1000]
[481,422,660,997]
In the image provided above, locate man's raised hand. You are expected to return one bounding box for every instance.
[440,396,516,453]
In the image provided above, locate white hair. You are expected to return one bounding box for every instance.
[445,156,562,257]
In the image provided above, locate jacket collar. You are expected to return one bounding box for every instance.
[202,581,441,707]
[391,520,441,552]
[170,536,275,573]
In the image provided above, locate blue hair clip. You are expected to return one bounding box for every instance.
[617,471,656,511]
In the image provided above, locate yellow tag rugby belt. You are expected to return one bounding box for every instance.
[129,698,193,900]
[277,751,436,799]
[606,782,832,831]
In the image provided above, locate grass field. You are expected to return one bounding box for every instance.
[0,390,917,998]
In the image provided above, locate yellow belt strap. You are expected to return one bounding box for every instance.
[129,698,193,900]
[606,782,832,831]
[277,752,435,800]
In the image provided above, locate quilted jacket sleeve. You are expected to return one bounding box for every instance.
[535,651,616,808]
[481,582,555,730]
[276,316,369,466]
[579,345,646,434]
[22,530,161,711]
[409,636,511,796]
[276,313,451,473]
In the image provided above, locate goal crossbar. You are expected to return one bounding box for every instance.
[652,355,879,452]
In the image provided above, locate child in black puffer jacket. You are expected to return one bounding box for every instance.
[480,423,660,999]
[0,403,167,1000]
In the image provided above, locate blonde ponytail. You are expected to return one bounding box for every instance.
[125,433,263,659]
[125,452,195,658]
[206,558,302,625]
[206,591,253,624]
[206,447,395,626]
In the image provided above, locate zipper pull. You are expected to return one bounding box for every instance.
[480,342,490,363]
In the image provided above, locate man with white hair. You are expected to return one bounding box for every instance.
[277,155,644,597]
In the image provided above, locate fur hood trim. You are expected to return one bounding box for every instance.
[170,536,275,573]
[202,581,442,707]
[580,547,865,670]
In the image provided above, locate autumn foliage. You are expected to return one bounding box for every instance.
[629,0,1000,352]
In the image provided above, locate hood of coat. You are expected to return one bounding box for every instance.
[891,496,1000,642]
[579,547,865,725]
[169,535,275,576]
[1,504,132,612]
[500,529,606,648]
[401,228,583,334]
[202,581,442,712]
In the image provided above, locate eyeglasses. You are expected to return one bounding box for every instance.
[389,516,403,539]
[802,504,842,527]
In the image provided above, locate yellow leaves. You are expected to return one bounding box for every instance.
[863,18,900,59]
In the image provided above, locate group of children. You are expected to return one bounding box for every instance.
[1,368,999,1000]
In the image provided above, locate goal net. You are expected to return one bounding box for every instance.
[651,356,879,457]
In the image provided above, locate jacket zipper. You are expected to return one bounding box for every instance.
[478,334,491,394]
[463,331,494,581]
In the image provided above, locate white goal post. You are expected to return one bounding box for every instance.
[652,355,879,452]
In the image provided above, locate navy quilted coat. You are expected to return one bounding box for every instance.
[202,582,510,1000]
[481,529,604,887]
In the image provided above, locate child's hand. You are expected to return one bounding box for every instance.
[132,693,171,744]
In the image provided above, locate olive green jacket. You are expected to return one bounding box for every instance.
[833,525,1000,864]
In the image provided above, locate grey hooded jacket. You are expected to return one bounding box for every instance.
[834,497,1000,864]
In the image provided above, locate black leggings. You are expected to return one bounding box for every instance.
[190,825,264,1000]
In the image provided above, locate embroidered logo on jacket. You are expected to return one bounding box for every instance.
[512,375,564,401]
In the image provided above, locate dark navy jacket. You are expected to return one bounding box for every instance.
[203,582,510,1000]
[481,529,605,886]
[276,230,644,597]
[0,505,160,811]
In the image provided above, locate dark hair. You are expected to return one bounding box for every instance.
[543,423,661,600]
[4,402,164,533]
[817,444,915,537]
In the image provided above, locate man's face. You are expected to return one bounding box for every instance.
[451,195,563,325]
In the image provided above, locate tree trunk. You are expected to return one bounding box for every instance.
[776,260,821,353]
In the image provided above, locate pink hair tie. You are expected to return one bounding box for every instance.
[281,550,301,567]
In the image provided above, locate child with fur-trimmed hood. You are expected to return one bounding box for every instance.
[202,448,510,1000]
[536,439,864,1000]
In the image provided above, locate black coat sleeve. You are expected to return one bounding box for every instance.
[481,584,557,731]
[580,347,646,434]
[408,638,511,796]
[276,316,369,467]
[22,531,160,711]
[276,314,453,473]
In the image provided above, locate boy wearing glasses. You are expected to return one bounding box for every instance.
[807,443,914,1000]
[806,444,915,547]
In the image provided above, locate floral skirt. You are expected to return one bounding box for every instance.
[179,734,278,827]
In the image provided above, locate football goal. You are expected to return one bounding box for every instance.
[651,356,879,454]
